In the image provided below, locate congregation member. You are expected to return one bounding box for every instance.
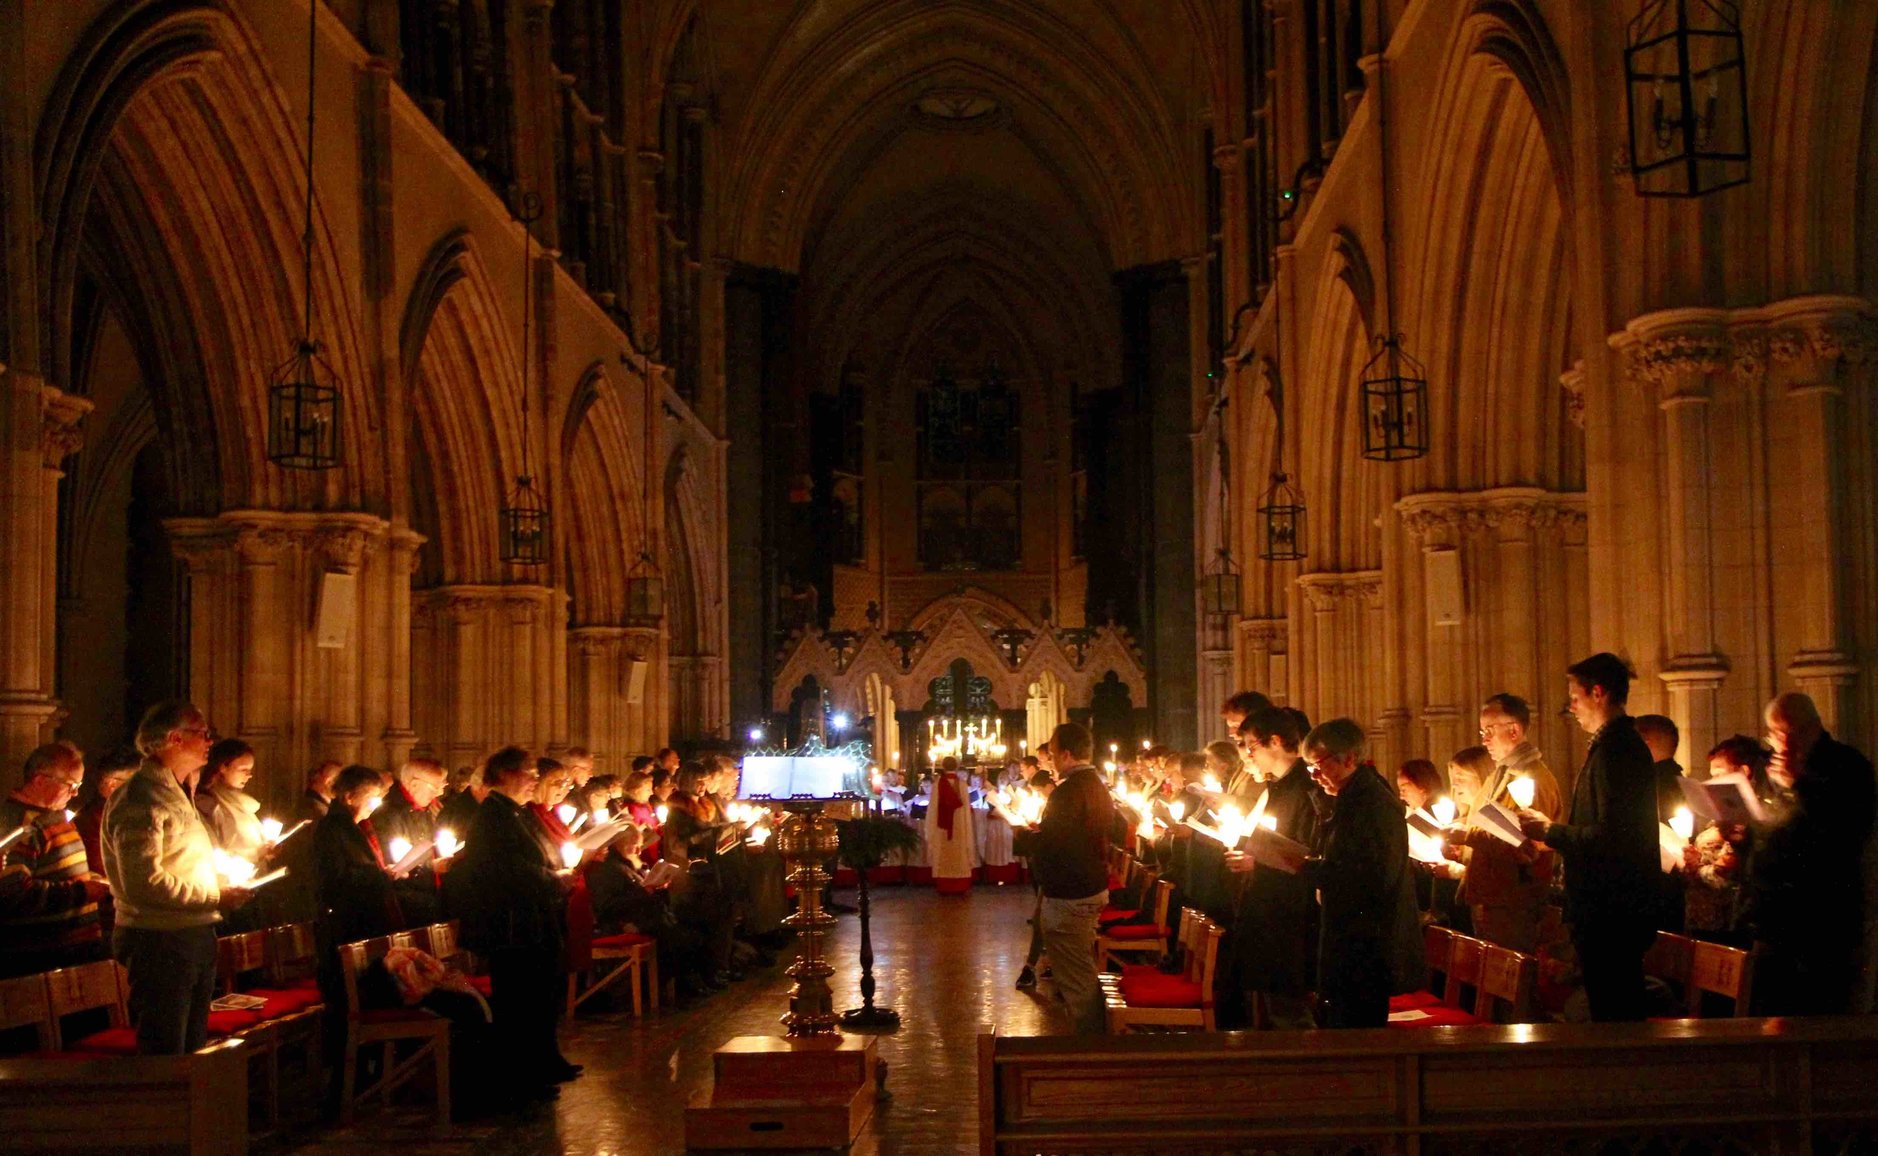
[1518,653,1659,1022]
[444,746,579,1101]
[926,756,978,895]
[370,757,449,925]
[196,739,267,862]
[525,758,595,981]
[73,747,139,875]
[1636,714,1685,822]
[437,760,487,834]
[1010,723,1112,1034]
[312,766,402,950]
[299,761,343,822]
[1220,690,1273,741]
[1284,719,1423,1028]
[587,824,718,1000]
[1224,705,1322,1029]
[1395,759,1443,812]
[1744,692,1876,1015]
[1461,695,1562,953]
[103,702,252,1054]
[1,741,109,976]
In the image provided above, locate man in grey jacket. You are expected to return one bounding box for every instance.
[103,701,250,1054]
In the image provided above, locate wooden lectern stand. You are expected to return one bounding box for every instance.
[684,1034,880,1150]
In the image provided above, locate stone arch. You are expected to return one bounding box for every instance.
[400,232,527,586]
[1297,252,1385,571]
[36,0,379,510]
[560,364,647,625]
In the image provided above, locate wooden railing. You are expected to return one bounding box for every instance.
[979,1018,1878,1155]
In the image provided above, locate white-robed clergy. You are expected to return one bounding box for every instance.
[925,758,979,895]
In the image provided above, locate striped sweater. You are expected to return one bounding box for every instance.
[0,794,103,964]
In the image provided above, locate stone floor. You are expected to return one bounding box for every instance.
[276,882,1059,1156]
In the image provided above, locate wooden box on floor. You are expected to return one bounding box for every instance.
[685,1035,879,1150]
[0,1038,248,1154]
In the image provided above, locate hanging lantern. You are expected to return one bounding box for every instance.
[1624,0,1749,198]
[626,552,665,625]
[1257,472,1306,562]
[500,475,550,566]
[1359,335,1428,462]
[266,341,342,469]
[1201,547,1242,618]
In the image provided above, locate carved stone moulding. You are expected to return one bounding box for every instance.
[1394,488,1588,548]
[1612,295,1878,399]
[1237,616,1288,650]
[164,509,393,573]
[39,383,93,469]
[1294,569,1383,611]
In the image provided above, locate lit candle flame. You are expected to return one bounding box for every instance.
[1669,805,1695,842]
[434,828,461,858]
[1507,776,1537,809]
[212,849,257,886]
[387,837,412,866]
[655,804,669,825]
[1432,797,1457,826]
[591,807,610,826]
[748,825,771,847]
[1169,801,1186,823]
[260,817,284,843]
[556,803,577,825]
[560,841,581,870]
[1203,774,1222,793]
[1136,815,1156,840]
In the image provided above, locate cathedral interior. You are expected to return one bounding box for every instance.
[2,0,1877,1150]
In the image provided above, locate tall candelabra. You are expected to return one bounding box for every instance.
[776,803,843,1037]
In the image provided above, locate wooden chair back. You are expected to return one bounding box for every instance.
[1687,941,1754,1016]
[266,921,320,985]
[214,929,270,994]
[1193,916,1224,1007]
[337,937,391,1020]
[1424,925,1455,992]
[1443,934,1486,1009]
[1148,879,1173,932]
[42,961,127,1048]
[0,974,55,1051]
[426,921,461,966]
[1644,930,1697,989]
[388,929,423,953]
[1474,944,1538,1024]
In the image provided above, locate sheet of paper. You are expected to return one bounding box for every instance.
[1243,824,1310,874]
[1678,773,1768,827]
[245,865,289,891]
[576,818,632,851]
[1470,801,1528,847]
[0,826,29,856]
[1406,809,1445,839]
[387,839,433,877]
[1181,816,1239,848]
[642,860,684,889]
[1658,822,1687,873]
[1388,1008,1434,1023]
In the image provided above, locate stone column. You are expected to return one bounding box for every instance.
[0,371,89,766]
[1759,297,1876,730]
[1236,618,1287,702]
[1396,496,1466,761]
[1617,310,1733,762]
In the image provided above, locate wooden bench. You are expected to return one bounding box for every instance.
[978,1018,1878,1155]
[0,1039,248,1154]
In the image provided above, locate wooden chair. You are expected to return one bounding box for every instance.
[1099,878,1174,969]
[336,937,450,1129]
[213,931,287,1130]
[43,960,133,1054]
[1473,944,1538,1024]
[1101,908,1224,1033]
[264,922,322,990]
[1391,925,1453,1014]
[0,973,55,1053]
[1442,934,1487,1010]
[1644,930,1697,991]
[570,927,659,1020]
[1685,940,1754,1017]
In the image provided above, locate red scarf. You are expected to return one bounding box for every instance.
[935,773,966,836]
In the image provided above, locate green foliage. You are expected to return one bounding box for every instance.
[835,814,922,870]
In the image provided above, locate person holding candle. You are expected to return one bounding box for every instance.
[312,766,402,962]
[1010,724,1112,1033]
[444,746,579,1097]
[1516,653,1659,1022]
[1453,694,1563,953]
[1,740,110,977]
[103,702,253,1054]
[371,757,449,926]
[1224,705,1324,1029]
[525,759,596,983]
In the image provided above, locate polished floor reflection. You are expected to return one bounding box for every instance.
[278,883,1058,1155]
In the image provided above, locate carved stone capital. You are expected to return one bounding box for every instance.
[1559,360,1586,430]
[1237,617,1288,649]
[1395,488,1586,546]
[40,387,91,469]
[1295,570,1382,611]
[1611,308,1731,405]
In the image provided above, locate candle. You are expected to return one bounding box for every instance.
[1507,776,1537,809]
[1142,739,1152,751]
[560,841,581,870]
[1202,773,1222,793]
[1135,815,1156,840]
[260,817,284,843]
[591,807,610,826]
[434,828,462,858]
[1669,805,1695,842]
[1169,801,1186,823]
[212,849,257,886]
[361,794,382,818]
[655,804,669,825]
[1018,739,1027,754]
[1109,742,1119,756]
[556,803,577,825]
[1432,797,1457,826]
[1258,813,1278,831]
[748,825,772,847]
[387,837,412,866]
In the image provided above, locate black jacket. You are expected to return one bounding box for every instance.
[312,808,403,946]
[1232,760,1323,993]
[442,792,565,953]
[436,788,480,836]
[1012,765,1112,899]
[369,784,442,926]
[1544,714,1661,936]
[1743,734,1875,1014]
[1301,765,1425,1000]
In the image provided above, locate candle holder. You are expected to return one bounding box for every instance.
[776,802,843,1037]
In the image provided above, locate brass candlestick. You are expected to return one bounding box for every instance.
[776,803,842,1036]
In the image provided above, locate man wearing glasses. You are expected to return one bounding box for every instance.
[104,701,252,1054]
[0,740,111,977]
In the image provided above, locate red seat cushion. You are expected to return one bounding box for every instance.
[1389,1005,1482,1027]
[246,988,325,1019]
[1118,963,1163,979]
[205,1010,263,1036]
[591,932,655,950]
[464,974,493,997]
[1107,874,1125,891]
[1117,974,1204,1009]
[1104,923,1170,941]
[66,1026,139,1055]
[1389,990,1442,1012]
[1097,907,1139,924]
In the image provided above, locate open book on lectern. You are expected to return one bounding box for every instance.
[736,755,854,802]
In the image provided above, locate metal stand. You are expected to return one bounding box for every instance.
[777,803,841,1037]
[841,864,901,1030]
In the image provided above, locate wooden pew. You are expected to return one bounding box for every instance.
[0,1039,248,1154]
[979,1018,1878,1155]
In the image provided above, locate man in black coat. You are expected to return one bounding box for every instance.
[1274,718,1422,1029]
[442,746,576,1098]
[1519,652,1660,1022]
[1225,705,1323,1029]
[369,758,448,927]
[1744,692,1877,1015]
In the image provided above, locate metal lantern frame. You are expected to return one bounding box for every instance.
[1624,0,1750,198]
[267,340,341,469]
[1257,472,1307,563]
[499,474,551,565]
[1359,335,1429,462]
[1201,546,1242,618]
[626,551,665,626]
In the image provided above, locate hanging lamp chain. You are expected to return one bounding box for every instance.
[300,0,316,346]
